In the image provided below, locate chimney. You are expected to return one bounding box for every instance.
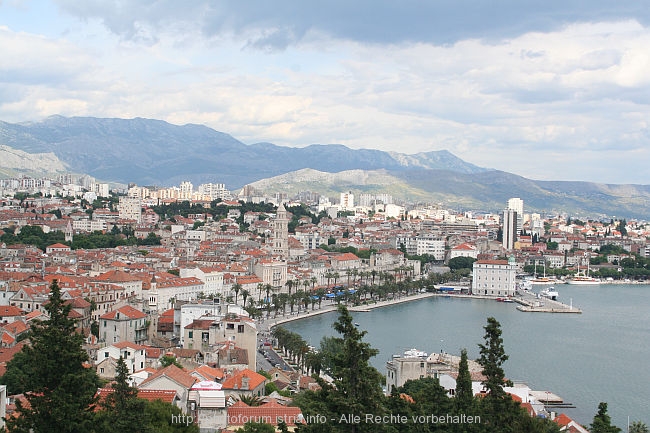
[241,374,250,390]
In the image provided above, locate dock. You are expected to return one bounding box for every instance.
[514,290,582,314]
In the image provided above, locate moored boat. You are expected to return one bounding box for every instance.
[539,287,559,301]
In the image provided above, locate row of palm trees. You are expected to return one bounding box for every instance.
[225,267,470,320]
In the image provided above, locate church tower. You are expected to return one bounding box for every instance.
[272,203,289,258]
[64,220,73,243]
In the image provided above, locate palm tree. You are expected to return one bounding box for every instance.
[241,289,250,309]
[315,288,326,309]
[285,279,295,297]
[232,283,242,305]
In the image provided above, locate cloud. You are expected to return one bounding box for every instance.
[3,3,650,184]
[53,0,650,47]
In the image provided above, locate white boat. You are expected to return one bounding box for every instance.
[565,275,600,285]
[403,348,427,358]
[540,287,559,301]
[565,263,600,285]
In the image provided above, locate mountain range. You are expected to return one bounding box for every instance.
[1,115,649,219]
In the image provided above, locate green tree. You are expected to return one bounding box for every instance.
[455,348,474,410]
[630,421,649,433]
[293,305,387,433]
[95,356,147,433]
[590,402,622,433]
[448,256,476,271]
[478,317,512,399]
[144,399,199,433]
[235,422,276,433]
[5,279,101,433]
[160,354,183,369]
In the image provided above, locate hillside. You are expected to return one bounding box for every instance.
[1,116,650,218]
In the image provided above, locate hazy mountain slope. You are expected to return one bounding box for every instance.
[0,145,69,178]
[0,116,487,187]
[1,116,649,218]
[250,168,650,218]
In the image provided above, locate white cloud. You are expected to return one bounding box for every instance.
[2,3,650,184]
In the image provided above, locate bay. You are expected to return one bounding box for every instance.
[283,284,650,428]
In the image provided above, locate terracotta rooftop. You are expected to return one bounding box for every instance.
[139,364,197,389]
[227,399,305,426]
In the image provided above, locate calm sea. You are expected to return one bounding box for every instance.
[283,284,650,428]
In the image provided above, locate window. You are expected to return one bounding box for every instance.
[189,331,193,338]
[237,325,244,333]
[104,352,109,358]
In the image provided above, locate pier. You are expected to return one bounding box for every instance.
[514,290,582,314]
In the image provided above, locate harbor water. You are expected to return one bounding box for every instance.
[283,283,650,428]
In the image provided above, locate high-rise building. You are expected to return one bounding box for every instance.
[507,197,524,234]
[340,191,354,210]
[502,209,518,250]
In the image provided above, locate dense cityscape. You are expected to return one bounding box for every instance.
[0,174,647,432]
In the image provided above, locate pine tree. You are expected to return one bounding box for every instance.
[590,402,622,433]
[95,356,148,433]
[293,305,388,433]
[5,279,101,433]
[477,317,517,432]
[455,348,474,410]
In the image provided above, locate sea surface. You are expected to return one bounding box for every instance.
[283,284,650,428]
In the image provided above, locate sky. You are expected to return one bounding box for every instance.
[2,1,650,184]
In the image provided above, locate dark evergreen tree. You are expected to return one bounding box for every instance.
[293,305,388,433]
[478,317,511,399]
[455,348,474,411]
[95,356,147,433]
[590,402,622,433]
[5,279,101,433]
[477,317,517,432]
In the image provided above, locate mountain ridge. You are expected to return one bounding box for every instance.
[1,116,649,218]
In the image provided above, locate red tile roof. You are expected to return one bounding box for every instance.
[139,364,197,389]
[227,399,305,427]
[221,369,266,391]
[100,305,147,320]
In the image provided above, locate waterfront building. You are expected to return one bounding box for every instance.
[471,257,517,297]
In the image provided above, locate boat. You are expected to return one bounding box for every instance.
[565,263,600,285]
[530,262,559,285]
[565,275,600,285]
[403,348,427,358]
[539,287,559,301]
[496,297,515,303]
[530,276,560,285]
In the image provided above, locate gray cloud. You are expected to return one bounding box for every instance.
[54,0,650,47]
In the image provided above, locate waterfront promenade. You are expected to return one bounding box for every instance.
[257,292,437,333]
[256,288,582,336]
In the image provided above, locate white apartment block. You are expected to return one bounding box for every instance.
[472,258,517,297]
[415,236,446,260]
[197,183,229,200]
[118,197,142,223]
[179,268,225,298]
[73,219,108,233]
[340,191,354,210]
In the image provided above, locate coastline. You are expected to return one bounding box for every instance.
[257,292,438,333]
